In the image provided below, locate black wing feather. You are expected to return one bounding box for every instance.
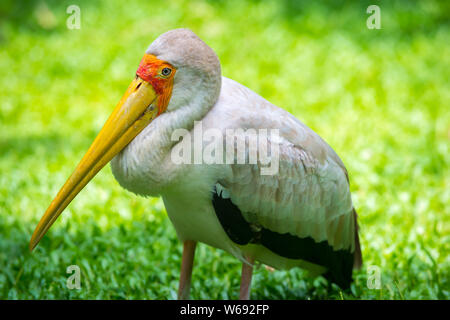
[211,185,355,289]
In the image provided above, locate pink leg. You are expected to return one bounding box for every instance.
[239,256,254,300]
[178,240,197,300]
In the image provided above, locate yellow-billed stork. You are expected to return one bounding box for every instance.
[30,29,362,299]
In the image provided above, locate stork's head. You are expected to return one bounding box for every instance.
[145,28,221,112]
[29,29,221,250]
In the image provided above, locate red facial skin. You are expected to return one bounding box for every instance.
[136,54,176,114]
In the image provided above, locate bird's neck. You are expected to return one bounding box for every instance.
[111,83,219,196]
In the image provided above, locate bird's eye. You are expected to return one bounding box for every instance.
[161,67,172,76]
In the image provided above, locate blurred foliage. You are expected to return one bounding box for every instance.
[0,0,449,299]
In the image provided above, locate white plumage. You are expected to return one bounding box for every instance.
[111,31,361,280]
[31,28,361,299]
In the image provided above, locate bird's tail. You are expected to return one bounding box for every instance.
[353,208,363,269]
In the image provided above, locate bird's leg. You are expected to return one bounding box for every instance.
[239,256,254,300]
[178,240,197,300]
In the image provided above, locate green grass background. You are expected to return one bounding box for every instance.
[0,0,448,299]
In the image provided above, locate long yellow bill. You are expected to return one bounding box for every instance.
[29,77,158,251]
